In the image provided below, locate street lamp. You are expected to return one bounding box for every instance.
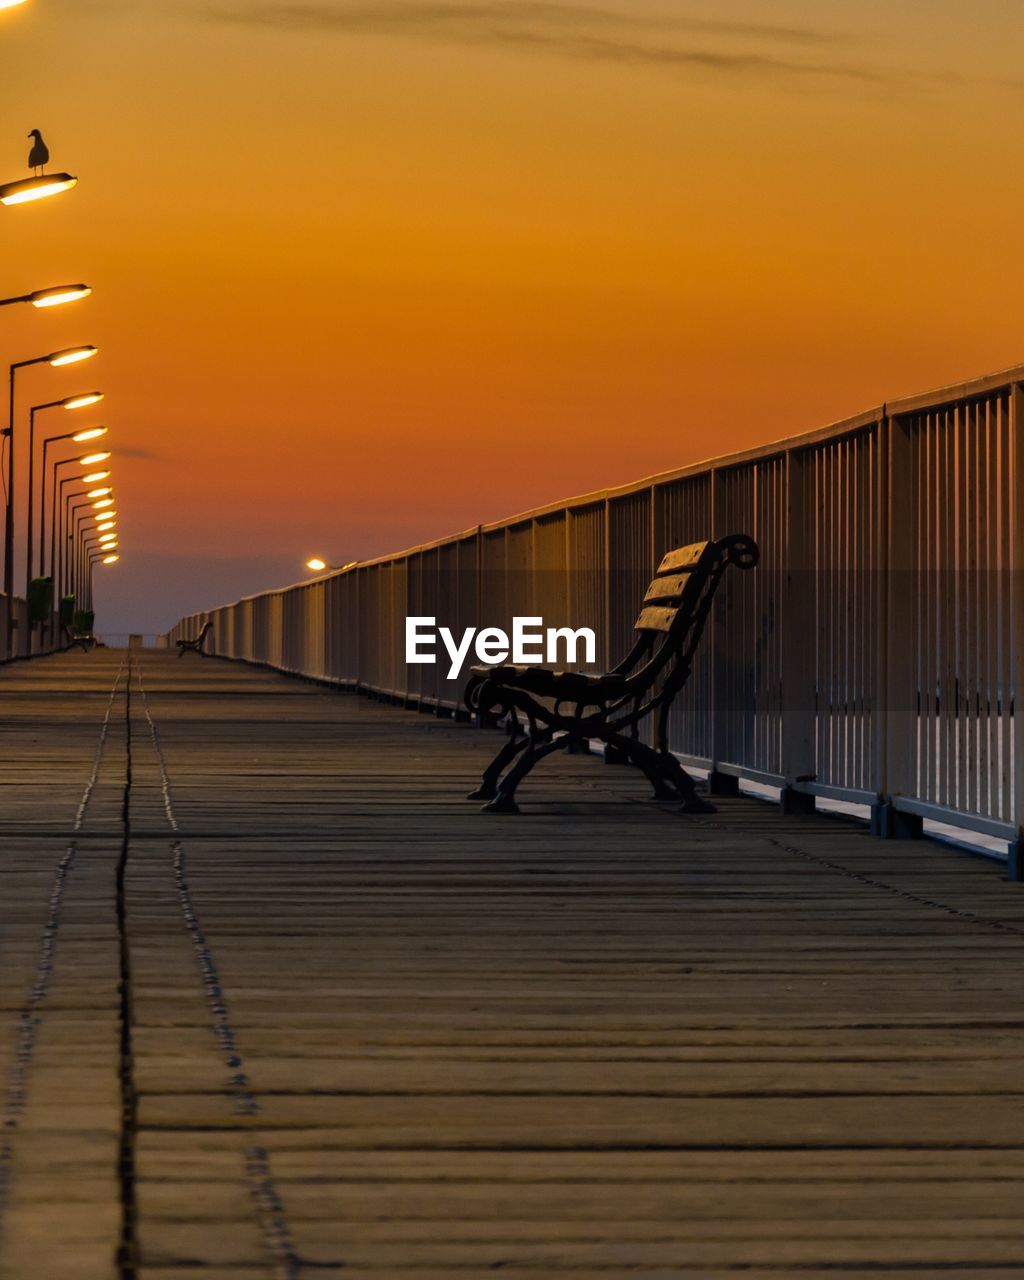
[61,486,113,583]
[49,345,97,368]
[64,491,114,601]
[0,174,78,207]
[6,344,102,655]
[24,391,103,623]
[42,453,107,578]
[40,429,111,575]
[82,531,118,602]
[0,285,92,311]
[62,393,103,410]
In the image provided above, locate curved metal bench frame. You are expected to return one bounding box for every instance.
[464,533,759,815]
[176,620,212,658]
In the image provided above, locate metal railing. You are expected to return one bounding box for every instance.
[165,364,1024,853]
[0,594,63,659]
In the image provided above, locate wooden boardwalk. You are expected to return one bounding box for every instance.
[2,650,1024,1279]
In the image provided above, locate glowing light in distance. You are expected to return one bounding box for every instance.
[0,1,31,10]
[63,393,103,410]
[30,285,91,309]
[97,521,116,533]
[92,498,114,510]
[82,471,110,484]
[86,486,111,499]
[102,555,120,565]
[306,558,327,572]
[73,427,107,443]
[79,452,110,466]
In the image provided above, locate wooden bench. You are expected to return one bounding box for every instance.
[464,533,758,814]
[62,626,96,654]
[176,620,212,658]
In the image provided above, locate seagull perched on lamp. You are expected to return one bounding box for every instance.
[27,129,49,175]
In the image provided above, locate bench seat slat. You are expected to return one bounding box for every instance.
[644,573,693,603]
[657,541,709,574]
[634,605,678,633]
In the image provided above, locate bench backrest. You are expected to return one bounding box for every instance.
[629,534,758,687]
[634,540,714,635]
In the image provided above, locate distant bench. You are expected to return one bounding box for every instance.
[63,625,96,654]
[464,534,758,815]
[176,620,212,658]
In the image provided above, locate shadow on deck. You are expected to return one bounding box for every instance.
[1,648,1023,1278]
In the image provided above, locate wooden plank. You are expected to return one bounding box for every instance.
[633,605,677,632]
[643,572,693,603]
[657,541,708,574]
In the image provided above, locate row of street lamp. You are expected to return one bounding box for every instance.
[3,0,122,655]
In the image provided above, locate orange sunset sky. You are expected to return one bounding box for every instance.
[3,0,1023,633]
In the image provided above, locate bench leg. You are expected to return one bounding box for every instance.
[607,735,676,801]
[483,736,566,815]
[467,727,530,801]
[656,750,716,815]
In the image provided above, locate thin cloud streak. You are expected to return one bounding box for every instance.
[201,2,882,84]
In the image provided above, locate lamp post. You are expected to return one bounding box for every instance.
[84,547,121,612]
[43,429,110,573]
[79,530,118,608]
[41,447,110,572]
[25,391,103,615]
[43,455,109,642]
[68,495,114,601]
[4,350,99,652]
[60,487,111,600]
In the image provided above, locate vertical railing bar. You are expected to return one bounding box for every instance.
[998,397,1011,823]
[829,443,838,787]
[943,406,955,810]
[982,401,995,818]
[936,409,948,809]
[970,401,982,815]
[1010,386,1024,873]
[957,401,970,813]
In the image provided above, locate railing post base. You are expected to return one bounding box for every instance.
[780,786,815,816]
[1007,840,1024,883]
[708,770,739,798]
[604,743,631,766]
[871,800,923,841]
